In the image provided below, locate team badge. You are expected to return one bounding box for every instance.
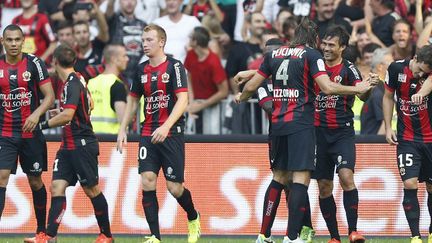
[141,74,147,83]
[0,70,3,78]
[161,72,170,83]
[398,73,407,83]
[22,71,31,82]
[334,75,342,83]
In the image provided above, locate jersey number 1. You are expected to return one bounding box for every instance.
[276,59,289,86]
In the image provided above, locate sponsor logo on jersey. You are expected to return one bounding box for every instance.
[398,73,407,83]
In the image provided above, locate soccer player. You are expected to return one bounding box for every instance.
[235,18,372,243]
[313,26,376,243]
[36,44,113,243]
[116,24,201,243]
[235,39,316,243]
[383,44,432,243]
[0,24,55,242]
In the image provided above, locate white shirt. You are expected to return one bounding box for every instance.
[153,14,201,62]
[99,0,166,24]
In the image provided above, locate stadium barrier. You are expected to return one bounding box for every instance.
[0,135,429,236]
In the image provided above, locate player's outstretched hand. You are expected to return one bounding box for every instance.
[117,130,127,154]
[234,92,242,104]
[355,80,372,94]
[411,93,424,105]
[385,129,398,145]
[23,112,40,132]
[151,125,169,144]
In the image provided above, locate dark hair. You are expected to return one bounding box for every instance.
[282,16,298,34]
[2,24,23,37]
[392,19,412,34]
[342,45,360,63]
[381,0,395,10]
[72,20,89,29]
[103,44,124,64]
[290,17,318,49]
[56,21,73,32]
[356,27,367,35]
[192,27,210,48]
[53,44,77,68]
[362,42,381,56]
[265,38,284,47]
[323,25,350,47]
[416,44,432,68]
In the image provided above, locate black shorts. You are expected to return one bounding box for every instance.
[397,141,432,184]
[312,127,356,180]
[271,128,316,171]
[0,131,47,175]
[52,141,99,187]
[138,136,185,182]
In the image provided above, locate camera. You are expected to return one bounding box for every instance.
[75,2,93,11]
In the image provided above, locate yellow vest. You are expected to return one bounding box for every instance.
[88,74,122,134]
[352,96,363,134]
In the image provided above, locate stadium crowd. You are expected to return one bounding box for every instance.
[1,0,431,135]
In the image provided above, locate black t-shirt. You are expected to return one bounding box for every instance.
[225,41,262,79]
[110,81,127,111]
[314,16,352,40]
[372,12,398,47]
[277,0,312,16]
[74,38,105,75]
[38,0,62,30]
[108,13,146,82]
[360,82,384,135]
[335,0,364,21]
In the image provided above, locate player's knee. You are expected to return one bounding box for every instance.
[82,185,101,198]
[318,179,333,198]
[27,175,43,191]
[166,181,183,198]
[50,180,67,197]
[273,170,292,185]
[0,170,11,187]
[426,183,432,193]
[403,178,418,190]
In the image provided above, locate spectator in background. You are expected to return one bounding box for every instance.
[349,27,371,58]
[0,0,22,33]
[357,42,380,78]
[274,8,293,40]
[73,20,107,74]
[12,0,57,61]
[313,0,352,39]
[72,0,109,41]
[88,45,128,134]
[281,16,298,44]
[278,0,312,17]
[360,47,393,135]
[38,0,66,30]
[218,0,238,40]
[370,0,400,46]
[100,0,166,26]
[389,19,415,60]
[201,14,230,58]
[183,0,224,22]
[184,27,228,134]
[153,0,201,62]
[56,21,75,47]
[335,0,365,23]
[225,12,265,134]
[105,0,146,84]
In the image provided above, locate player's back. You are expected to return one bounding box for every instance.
[60,72,96,150]
[258,45,327,135]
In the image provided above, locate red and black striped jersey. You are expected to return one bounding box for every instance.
[385,59,432,143]
[60,72,96,150]
[314,59,362,129]
[0,54,51,138]
[130,56,188,137]
[258,45,327,135]
[2,0,20,8]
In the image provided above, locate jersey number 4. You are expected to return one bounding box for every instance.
[276,59,289,86]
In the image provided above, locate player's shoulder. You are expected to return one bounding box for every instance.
[167,56,184,67]
[388,59,408,73]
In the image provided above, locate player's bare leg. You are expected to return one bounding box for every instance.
[0,169,11,218]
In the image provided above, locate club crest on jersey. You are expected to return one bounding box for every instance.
[141,74,147,83]
[161,72,170,83]
[334,75,342,83]
[22,71,31,82]
[0,70,3,78]
[398,73,407,83]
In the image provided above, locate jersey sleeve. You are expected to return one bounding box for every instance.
[384,62,399,92]
[110,81,127,111]
[63,79,81,110]
[347,62,363,86]
[30,56,51,86]
[173,60,188,93]
[130,66,144,98]
[257,81,272,107]
[257,52,272,78]
[307,49,327,79]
